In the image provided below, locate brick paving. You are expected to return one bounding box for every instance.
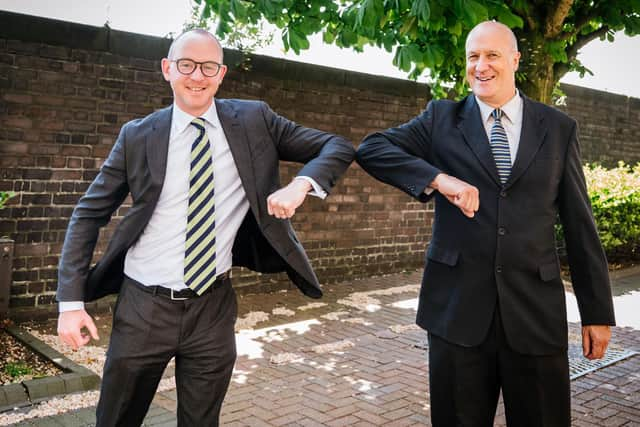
[3,269,640,426]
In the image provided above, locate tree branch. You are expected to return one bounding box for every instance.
[566,25,610,61]
[545,0,575,38]
[555,25,610,79]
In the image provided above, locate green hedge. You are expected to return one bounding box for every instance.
[558,162,640,262]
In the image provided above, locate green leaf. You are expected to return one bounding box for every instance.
[496,7,524,29]
[410,0,431,23]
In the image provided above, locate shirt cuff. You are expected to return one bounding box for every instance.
[59,301,85,312]
[424,187,435,195]
[295,176,327,200]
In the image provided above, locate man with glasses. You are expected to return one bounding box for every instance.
[56,29,354,426]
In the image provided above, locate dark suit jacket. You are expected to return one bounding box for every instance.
[356,94,615,355]
[57,99,354,303]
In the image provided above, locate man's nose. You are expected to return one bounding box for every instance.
[190,65,206,80]
[476,56,489,71]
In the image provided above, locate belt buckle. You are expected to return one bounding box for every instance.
[170,288,189,301]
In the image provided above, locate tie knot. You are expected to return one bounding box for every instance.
[491,109,503,120]
[191,117,206,131]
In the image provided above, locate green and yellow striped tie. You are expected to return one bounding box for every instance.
[184,117,217,295]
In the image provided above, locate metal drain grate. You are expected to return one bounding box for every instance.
[413,338,638,381]
[568,344,637,380]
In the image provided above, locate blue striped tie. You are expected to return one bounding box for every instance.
[490,109,512,184]
[184,118,217,295]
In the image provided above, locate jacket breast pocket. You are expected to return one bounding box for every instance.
[427,243,459,267]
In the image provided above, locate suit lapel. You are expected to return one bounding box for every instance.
[146,106,172,186]
[505,95,547,188]
[215,99,260,220]
[457,96,502,187]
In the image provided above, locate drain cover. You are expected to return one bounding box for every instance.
[568,343,637,380]
[413,338,638,381]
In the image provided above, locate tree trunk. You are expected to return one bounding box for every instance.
[515,31,557,104]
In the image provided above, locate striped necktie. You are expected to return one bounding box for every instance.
[490,109,512,184]
[184,117,217,295]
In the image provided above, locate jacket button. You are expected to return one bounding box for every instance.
[498,227,506,235]
[496,265,503,273]
[500,190,507,198]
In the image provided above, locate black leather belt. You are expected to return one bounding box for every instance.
[125,271,231,300]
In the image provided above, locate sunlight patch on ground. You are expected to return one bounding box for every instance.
[231,368,250,385]
[390,298,419,310]
[389,323,421,334]
[338,284,420,312]
[235,311,270,331]
[566,290,640,329]
[344,376,375,392]
[269,352,304,365]
[310,339,355,354]
[307,358,338,372]
[320,311,350,320]
[342,317,373,326]
[296,302,328,311]
[236,319,321,359]
[272,307,295,317]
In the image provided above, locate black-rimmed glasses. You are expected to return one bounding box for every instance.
[171,58,224,77]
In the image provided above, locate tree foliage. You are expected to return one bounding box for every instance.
[196,0,640,103]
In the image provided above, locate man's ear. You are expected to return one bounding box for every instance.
[513,51,521,72]
[161,58,171,82]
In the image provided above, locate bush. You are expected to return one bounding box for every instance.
[557,162,640,263]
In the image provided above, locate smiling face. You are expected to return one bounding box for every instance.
[161,31,227,117]
[465,22,520,108]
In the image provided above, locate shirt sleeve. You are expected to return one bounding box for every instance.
[59,301,85,312]
[295,176,327,199]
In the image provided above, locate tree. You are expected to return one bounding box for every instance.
[195,0,640,103]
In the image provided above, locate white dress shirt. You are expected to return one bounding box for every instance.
[60,101,325,311]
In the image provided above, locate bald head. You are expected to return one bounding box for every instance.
[168,29,224,63]
[464,20,521,107]
[466,21,518,53]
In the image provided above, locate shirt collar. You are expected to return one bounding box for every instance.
[171,100,221,136]
[475,90,522,125]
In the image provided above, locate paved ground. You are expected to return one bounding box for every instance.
[2,268,639,426]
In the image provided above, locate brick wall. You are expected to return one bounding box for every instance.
[559,85,640,166]
[1,11,638,317]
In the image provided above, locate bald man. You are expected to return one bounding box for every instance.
[56,29,354,426]
[357,21,615,426]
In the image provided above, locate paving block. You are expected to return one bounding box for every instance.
[59,373,85,394]
[1,382,28,407]
[23,376,65,401]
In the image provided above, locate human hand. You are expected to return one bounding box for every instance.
[58,309,99,350]
[582,325,611,360]
[267,179,312,219]
[430,173,479,218]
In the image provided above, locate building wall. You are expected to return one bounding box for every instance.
[1,11,638,316]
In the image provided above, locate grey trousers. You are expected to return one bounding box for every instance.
[96,276,237,427]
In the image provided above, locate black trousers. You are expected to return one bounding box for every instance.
[96,276,238,427]
[428,309,570,427]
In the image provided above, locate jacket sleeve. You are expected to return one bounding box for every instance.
[260,102,355,193]
[57,125,130,302]
[558,121,615,326]
[355,101,441,202]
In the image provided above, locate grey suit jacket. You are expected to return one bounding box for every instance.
[57,99,355,302]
